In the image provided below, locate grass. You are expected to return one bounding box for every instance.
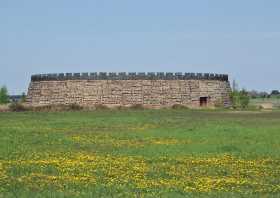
[1,109,280,197]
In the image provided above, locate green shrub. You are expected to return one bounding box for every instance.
[230,89,250,109]
[21,92,27,103]
[240,90,250,109]
[68,103,83,111]
[214,100,225,108]
[0,86,9,104]
[171,104,189,110]
[245,105,263,111]
[230,91,239,109]
[115,105,128,110]
[94,104,109,110]
[32,104,83,112]
[9,102,27,112]
[129,104,144,110]
[32,105,52,112]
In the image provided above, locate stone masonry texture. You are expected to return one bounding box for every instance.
[27,72,232,108]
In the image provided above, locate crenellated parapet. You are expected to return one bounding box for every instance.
[27,71,231,108]
[31,72,229,82]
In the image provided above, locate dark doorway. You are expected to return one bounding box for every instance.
[200,97,208,107]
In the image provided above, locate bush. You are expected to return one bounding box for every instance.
[9,102,27,112]
[32,105,52,112]
[230,89,250,109]
[0,86,9,104]
[129,104,144,110]
[171,104,189,110]
[250,105,263,111]
[230,91,239,109]
[21,92,27,103]
[214,100,225,108]
[32,104,83,112]
[68,103,83,111]
[94,104,109,110]
[240,90,250,109]
[115,106,128,110]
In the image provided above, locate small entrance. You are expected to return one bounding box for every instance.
[200,97,208,107]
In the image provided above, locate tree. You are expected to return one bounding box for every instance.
[239,89,250,109]
[230,89,250,109]
[21,92,26,102]
[0,86,9,104]
[271,90,280,96]
[248,90,258,99]
[232,79,239,92]
[230,90,240,109]
[259,91,269,99]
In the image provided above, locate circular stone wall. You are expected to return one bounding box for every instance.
[27,72,232,108]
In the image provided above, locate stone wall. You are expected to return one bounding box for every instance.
[27,72,231,108]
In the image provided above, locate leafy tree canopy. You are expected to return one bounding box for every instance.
[0,86,9,104]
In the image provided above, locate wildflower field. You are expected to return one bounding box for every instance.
[1,109,280,197]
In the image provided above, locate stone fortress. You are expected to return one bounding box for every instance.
[27,72,231,108]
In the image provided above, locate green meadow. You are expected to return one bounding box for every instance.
[1,109,280,197]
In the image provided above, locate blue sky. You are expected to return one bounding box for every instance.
[0,0,279,94]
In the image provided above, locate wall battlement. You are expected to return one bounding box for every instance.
[31,72,229,81]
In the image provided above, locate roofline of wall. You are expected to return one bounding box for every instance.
[31,72,229,82]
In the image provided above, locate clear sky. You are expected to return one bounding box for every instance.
[1,0,279,94]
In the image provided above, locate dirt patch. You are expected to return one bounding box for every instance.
[259,103,273,110]
[0,104,9,112]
